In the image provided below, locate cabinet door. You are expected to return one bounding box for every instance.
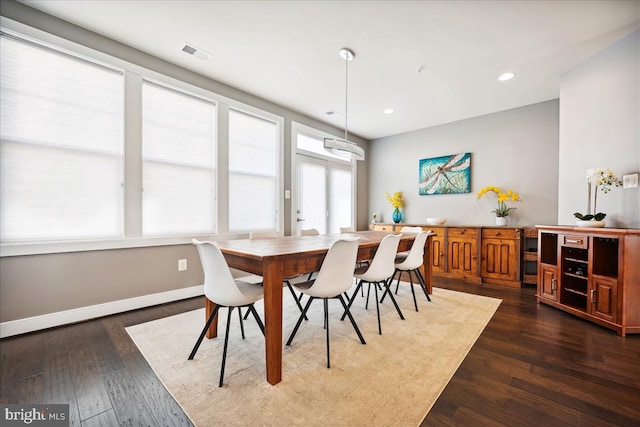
[448,229,477,277]
[590,276,618,323]
[481,238,518,281]
[539,264,558,301]
[430,230,446,273]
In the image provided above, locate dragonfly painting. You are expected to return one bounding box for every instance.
[419,152,471,195]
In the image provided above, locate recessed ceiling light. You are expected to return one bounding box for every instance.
[498,72,516,81]
[383,108,394,114]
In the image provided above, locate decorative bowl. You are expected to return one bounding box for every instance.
[426,217,447,225]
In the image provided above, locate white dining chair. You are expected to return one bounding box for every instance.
[382,230,432,311]
[286,238,365,368]
[300,228,320,236]
[188,239,265,387]
[342,234,404,335]
[395,226,424,262]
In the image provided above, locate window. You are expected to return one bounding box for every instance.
[0,33,124,242]
[292,122,356,234]
[228,109,278,232]
[142,81,216,236]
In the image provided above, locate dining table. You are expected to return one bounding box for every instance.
[205,229,433,385]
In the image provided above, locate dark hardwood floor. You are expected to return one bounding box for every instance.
[1,278,639,426]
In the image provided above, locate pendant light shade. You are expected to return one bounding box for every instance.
[324,48,365,161]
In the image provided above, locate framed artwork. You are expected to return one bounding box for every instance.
[419,152,471,195]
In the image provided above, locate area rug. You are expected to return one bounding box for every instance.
[126,285,501,426]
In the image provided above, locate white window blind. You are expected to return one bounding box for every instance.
[0,33,124,242]
[142,81,216,236]
[228,109,278,232]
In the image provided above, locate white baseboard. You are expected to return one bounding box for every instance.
[0,285,204,339]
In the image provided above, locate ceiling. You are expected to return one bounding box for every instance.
[19,0,640,140]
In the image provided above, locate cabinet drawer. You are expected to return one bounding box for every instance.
[562,234,589,249]
[481,229,519,239]
[372,224,394,231]
[448,228,477,238]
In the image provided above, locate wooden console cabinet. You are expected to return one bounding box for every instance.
[370,223,523,287]
[536,225,640,337]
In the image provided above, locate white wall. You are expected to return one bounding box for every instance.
[558,30,640,228]
[369,100,559,227]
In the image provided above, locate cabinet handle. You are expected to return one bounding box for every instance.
[566,238,582,244]
[591,289,596,303]
[552,278,557,291]
[495,232,501,236]
[440,252,444,257]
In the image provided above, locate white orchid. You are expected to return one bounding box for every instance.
[575,168,622,220]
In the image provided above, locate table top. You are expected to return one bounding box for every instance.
[214,230,427,260]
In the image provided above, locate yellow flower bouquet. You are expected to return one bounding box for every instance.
[477,186,520,217]
[385,191,404,209]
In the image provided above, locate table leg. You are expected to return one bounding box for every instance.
[422,236,433,294]
[205,297,218,339]
[262,259,284,385]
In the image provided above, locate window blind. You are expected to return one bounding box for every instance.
[228,109,278,232]
[141,81,216,236]
[0,33,124,242]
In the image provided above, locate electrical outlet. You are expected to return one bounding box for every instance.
[178,259,187,271]
[623,173,638,189]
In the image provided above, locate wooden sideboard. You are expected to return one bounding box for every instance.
[370,223,523,287]
[536,225,640,336]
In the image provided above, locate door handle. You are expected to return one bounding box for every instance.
[296,218,306,222]
[591,289,596,303]
[552,278,557,290]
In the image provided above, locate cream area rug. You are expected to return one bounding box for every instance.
[126,285,501,427]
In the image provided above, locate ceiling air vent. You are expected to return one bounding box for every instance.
[182,43,212,60]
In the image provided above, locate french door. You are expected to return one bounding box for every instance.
[293,154,353,235]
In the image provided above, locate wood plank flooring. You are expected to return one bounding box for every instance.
[1,279,639,426]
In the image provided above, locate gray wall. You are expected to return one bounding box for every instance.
[0,1,369,325]
[558,30,640,228]
[369,100,560,227]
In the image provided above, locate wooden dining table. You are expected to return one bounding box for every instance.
[205,230,433,385]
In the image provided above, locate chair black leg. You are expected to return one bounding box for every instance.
[373,281,382,335]
[238,306,246,339]
[287,281,308,320]
[247,304,265,335]
[416,269,432,301]
[188,305,220,360]
[286,297,315,346]
[382,281,405,321]
[337,294,366,344]
[324,298,330,368]
[394,269,400,294]
[340,280,363,321]
[365,281,372,309]
[219,307,234,387]
[409,270,418,312]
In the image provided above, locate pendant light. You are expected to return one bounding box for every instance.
[324,48,365,161]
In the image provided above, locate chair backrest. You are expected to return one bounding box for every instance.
[361,234,401,281]
[300,228,320,236]
[397,231,430,269]
[340,226,356,233]
[400,226,422,233]
[192,239,254,307]
[305,238,360,298]
[249,231,278,239]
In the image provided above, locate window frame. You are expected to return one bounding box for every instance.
[290,121,357,234]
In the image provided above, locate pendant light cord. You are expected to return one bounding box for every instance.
[344,50,349,142]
